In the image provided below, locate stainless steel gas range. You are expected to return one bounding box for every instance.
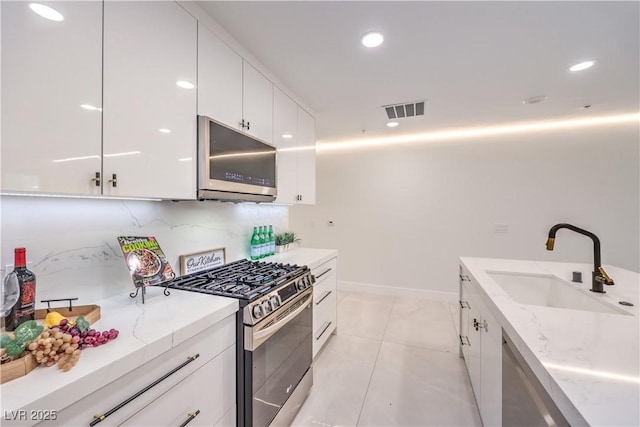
[164,259,315,426]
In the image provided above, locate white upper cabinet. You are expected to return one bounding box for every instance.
[197,25,243,130]
[103,1,197,199]
[296,107,316,204]
[242,62,274,144]
[273,88,299,203]
[273,88,316,205]
[197,31,273,144]
[1,1,103,195]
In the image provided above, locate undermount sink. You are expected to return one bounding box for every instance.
[487,271,630,315]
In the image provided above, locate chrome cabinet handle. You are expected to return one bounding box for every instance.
[315,268,332,280]
[91,172,101,186]
[315,290,332,306]
[459,335,470,346]
[315,321,332,340]
[89,354,200,426]
[459,274,470,282]
[473,318,488,332]
[108,173,117,188]
[179,410,200,427]
[459,300,470,309]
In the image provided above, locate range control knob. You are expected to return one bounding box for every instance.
[252,304,264,320]
[270,295,281,309]
[262,300,273,314]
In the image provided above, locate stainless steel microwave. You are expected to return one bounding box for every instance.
[198,116,277,202]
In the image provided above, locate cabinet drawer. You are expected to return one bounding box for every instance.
[312,258,337,289]
[313,289,336,357]
[39,315,235,427]
[120,345,235,427]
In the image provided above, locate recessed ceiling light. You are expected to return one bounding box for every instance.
[176,80,195,89]
[386,121,399,128]
[361,32,384,48]
[158,128,171,133]
[569,60,595,72]
[29,3,64,21]
[282,134,293,139]
[522,95,547,105]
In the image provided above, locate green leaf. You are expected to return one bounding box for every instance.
[13,321,43,346]
[0,334,11,348]
[5,340,26,357]
[76,316,90,332]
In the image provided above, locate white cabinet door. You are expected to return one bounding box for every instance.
[198,25,243,131]
[466,286,482,402]
[121,345,236,427]
[296,107,316,204]
[479,295,502,427]
[1,1,102,195]
[273,88,299,204]
[242,61,273,144]
[103,1,197,199]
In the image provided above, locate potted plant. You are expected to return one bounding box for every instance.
[274,231,301,253]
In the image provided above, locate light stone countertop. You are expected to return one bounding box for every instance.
[460,257,639,426]
[0,286,238,424]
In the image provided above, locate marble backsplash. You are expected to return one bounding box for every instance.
[0,196,288,305]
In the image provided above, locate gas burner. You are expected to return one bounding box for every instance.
[163,259,309,302]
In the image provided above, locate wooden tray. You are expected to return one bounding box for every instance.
[1,304,100,384]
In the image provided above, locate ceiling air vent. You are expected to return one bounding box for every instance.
[384,100,426,120]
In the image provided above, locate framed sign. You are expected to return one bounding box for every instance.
[179,247,226,275]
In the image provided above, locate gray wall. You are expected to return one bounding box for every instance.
[291,121,639,298]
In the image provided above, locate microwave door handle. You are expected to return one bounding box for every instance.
[253,294,310,343]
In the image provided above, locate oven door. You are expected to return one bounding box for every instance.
[245,288,313,426]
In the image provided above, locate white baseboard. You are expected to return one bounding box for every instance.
[338,280,457,303]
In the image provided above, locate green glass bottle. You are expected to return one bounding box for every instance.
[250,227,261,260]
[259,226,267,258]
[268,225,275,256]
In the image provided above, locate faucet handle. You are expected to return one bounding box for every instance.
[597,267,615,285]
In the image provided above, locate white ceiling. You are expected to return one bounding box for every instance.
[196,1,639,143]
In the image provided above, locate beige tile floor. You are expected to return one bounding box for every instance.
[291,291,482,427]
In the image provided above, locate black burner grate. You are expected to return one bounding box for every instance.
[164,259,306,300]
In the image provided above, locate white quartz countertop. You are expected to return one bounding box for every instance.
[262,247,338,271]
[460,257,639,426]
[1,287,238,423]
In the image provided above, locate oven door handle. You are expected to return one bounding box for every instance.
[253,294,311,342]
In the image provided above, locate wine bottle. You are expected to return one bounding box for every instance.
[4,248,36,331]
[250,227,261,261]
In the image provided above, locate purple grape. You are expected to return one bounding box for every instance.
[59,319,68,327]
[101,331,109,338]
[88,329,96,336]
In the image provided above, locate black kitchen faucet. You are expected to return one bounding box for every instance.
[545,223,615,293]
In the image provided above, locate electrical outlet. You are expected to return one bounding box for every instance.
[493,223,509,233]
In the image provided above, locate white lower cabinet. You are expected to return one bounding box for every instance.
[459,265,502,426]
[312,257,337,358]
[37,314,235,427]
[120,346,235,427]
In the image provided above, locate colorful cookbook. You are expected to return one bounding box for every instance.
[117,236,176,287]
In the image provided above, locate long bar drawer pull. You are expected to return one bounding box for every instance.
[89,354,200,426]
[315,321,333,340]
[459,300,470,309]
[179,410,201,427]
[315,290,333,306]
[315,268,332,280]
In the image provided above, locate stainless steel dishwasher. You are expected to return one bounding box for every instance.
[502,332,570,427]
